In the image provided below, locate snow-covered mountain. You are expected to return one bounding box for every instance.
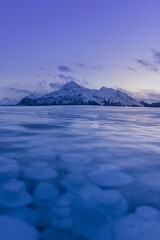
[93,87,142,106]
[35,81,100,106]
[140,99,160,107]
[17,92,47,106]
[0,97,19,106]
[18,81,142,107]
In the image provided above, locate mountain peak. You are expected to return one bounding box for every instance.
[60,81,81,91]
[99,86,114,91]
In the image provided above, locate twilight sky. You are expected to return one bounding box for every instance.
[1,0,160,99]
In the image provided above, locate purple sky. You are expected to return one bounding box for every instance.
[1,0,160,99]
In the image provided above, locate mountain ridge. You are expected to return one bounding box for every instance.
[17,81,143,107]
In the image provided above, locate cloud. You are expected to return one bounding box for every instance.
[92,64,105,70]
[39,67,45,71]
[58,74,82,84]
[5,87,31,95]
[135,59,159,74]
[75,62,106,70]
[49,82,64,90]
[58,74,78,82]
[83,79,89,86]
[75,63,87,68]
[151,49,160,64]
[49,73,82,90]
[127,67,137,72]
[116,87,160,100]
[132,89,160,100]
[117,65,137,73]
[57,65,71,72]
[38,80,46,86]
[134,49,160,74]
[140,89,160,99]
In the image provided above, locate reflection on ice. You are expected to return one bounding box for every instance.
[0,106,160,239]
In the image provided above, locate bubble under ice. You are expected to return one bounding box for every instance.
[0,179,32,207]
[114,206,160,240]
[0,106,160,240]
[87,170,133,187]
[61,153,91,165]
[0,215,39,240]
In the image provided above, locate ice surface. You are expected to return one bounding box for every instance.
[0,157,20,181]
[87,170,133,187]
[53,206,71,218]
[61,153,91,165]
[114,206,160,240]
[23,165,58,182]
[51,216,74,229]
[0,215,39,240]
[0,180,32,207]
[4,207,41,227]
[136,206,160,219]
[33,183,59,227]
[34,182,59,202]
[55,193,75,207]
[73,208,114,240]
[98,164,122,171]
[30,161,49,168]
[43,228,78,240]
[33,182,59,214]
[61,173,87,193]
[0,106,160,239]
[73,184,128,217]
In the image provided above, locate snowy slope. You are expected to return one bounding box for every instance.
[36,81,101,106]
[17,92,46,106]
[94,87,142,106]
[18,94,39,106]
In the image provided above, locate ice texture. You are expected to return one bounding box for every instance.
[73,208,114,240]
[43,228,78,240]
[87,170,133,187]
[33,183,59,227]
[98,164,122,171]
[4,207,41,227]
[114,206,160,240]
[34,182,59,203]
[0,180,32,207]
[23,165,58,182]
[0,215,39,240]
[61,153,91,165]
[0,157,20,181]
[0,106,160,240]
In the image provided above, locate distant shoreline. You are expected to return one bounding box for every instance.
[0,105,159,108]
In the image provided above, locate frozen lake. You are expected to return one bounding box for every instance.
[0,106,160,240]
